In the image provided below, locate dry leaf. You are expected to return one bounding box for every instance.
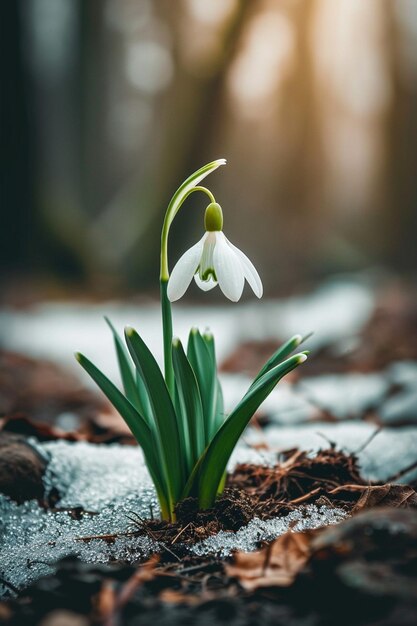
[352,484,417,513]
[115,556,159,607]
[225,530,313,591]
[158,588,201,606]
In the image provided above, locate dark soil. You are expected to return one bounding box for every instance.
[3,508,417,626]
[229,447,364,506]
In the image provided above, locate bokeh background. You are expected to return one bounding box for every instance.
[2,0,417,301]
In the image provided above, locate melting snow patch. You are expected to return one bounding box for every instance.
[0,440,345,597]
[191,505,347,558]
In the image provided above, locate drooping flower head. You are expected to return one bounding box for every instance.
[167,202,263,302]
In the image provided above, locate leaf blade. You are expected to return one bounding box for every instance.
[172,338,205,470]
[252,334,307,384]
[104,317,151,422]
[187,328,216,444]
[75,351,170,517]
[125,327,185,506]
[196,353,308,508]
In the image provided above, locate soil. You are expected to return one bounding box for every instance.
[3,508,417,626]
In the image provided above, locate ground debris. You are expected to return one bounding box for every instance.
[73,448,362,551]
[352,484,417,512]
[0,351,133,444]
[229,447,364,509]
[225,530,312,590]
[4,508,417,626]
[298,509,417,610]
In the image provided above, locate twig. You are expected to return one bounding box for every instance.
[171,522,192,545]
[0,576,19,595]
[159,543,181,561]
[385,458,417,483]
[170,561,217,576]
[288,487,322,505]
[328,484,368,494]
[354,427,382,454]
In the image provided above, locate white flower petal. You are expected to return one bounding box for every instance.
[194,274,217,291]
[167,235,206,301]
[227,238,263,298]
[213,232,244,302]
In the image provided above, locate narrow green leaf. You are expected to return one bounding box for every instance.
[196,353,308,508]
[124,327,185,505]
[203,331,224,436]
[172,338,205,470]
[252,334,307,384]
[74,352,170,517]
[202,330,216,362]
[213,379,225,433]
[187,328,216,444]
[104,317,152,423]
[135,369,153,424]
[160,278,175,397]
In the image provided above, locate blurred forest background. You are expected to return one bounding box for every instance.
[1,0,417,300]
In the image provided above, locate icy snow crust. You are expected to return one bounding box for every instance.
[1,279,415,596]
[0,440,346,598]
[0,279,374,381]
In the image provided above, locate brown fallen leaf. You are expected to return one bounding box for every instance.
[94,579,117,625]
[352,483,417,513]
[114,556,159,608]
[158,588,201,606]
[225,530,314,591]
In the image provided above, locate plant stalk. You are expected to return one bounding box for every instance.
[160,278,174,397]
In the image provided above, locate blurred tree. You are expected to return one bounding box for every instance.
[383,1,417,273]
[0,1,36,278]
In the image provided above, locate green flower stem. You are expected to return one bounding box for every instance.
[160,277,174,396]
[160,185,216,393]
[160,186,215,282]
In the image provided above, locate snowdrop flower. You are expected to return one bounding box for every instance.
[167,202,263,302]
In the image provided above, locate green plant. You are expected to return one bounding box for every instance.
[76,160,308,521]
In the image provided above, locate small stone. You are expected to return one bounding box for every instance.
[0,433,47,504]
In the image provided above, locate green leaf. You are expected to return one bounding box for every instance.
[160,278,175,397]
[203,331,224,436]
[135,369,153,424]
[104,317,152,423]
[172,338,205,470]
[75,352,170,518]
[124,327,185,506]
[213,379,225,433]
[195,353,308,508]
[187,328,216,444]
[252,334,307,384]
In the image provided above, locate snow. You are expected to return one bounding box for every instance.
[191,505,347,558]
[2,414,417,597]
[0,439,346,597]
[0,278,375,387]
